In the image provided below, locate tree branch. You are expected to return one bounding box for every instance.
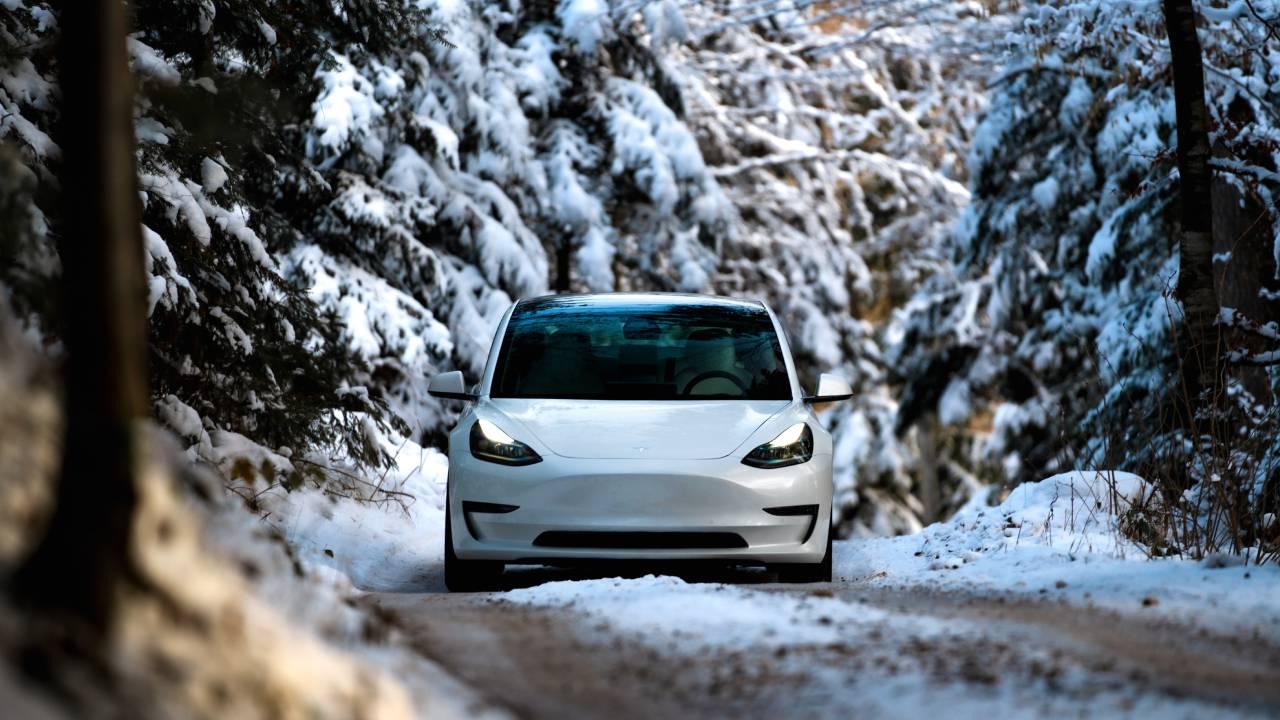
[1219,307,1280,342]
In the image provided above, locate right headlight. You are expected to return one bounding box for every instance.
[470,419,542,466]
[742,423,813,469]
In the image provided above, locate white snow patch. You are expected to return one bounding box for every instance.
[1030,176,1058,211]
[269,438,450,592]
[505,574,915,651]
[142,224,196,315]
[557,0,610,54]
[135,117,172,145]
[937,378,971,425]
[257,20,277,45]
[128,37,181,86]
[201,157,229,194]
[140,172,212,246]
[1057,75,1093,128]
[310,54,385,155]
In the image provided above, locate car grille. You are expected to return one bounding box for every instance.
[531,531,749,550]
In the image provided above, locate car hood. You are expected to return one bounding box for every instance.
[487,398,791,460]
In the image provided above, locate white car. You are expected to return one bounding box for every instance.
[428,293,852,591]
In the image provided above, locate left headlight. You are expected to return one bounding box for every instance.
[742,423,813,469]
[470,419,542,466]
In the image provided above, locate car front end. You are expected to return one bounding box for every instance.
[447,400,833,567]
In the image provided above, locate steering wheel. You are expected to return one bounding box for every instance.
[682,371,750,396]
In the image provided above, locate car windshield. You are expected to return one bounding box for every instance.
[491,299,792,400]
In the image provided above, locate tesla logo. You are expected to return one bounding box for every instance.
[633,446,648,453]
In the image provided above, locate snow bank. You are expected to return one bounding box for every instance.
[840,472,1280,641]
[135,387,478,713]
[192,429,494,717]
[935,470,1154,563]
[268,436,449,593]
[835,470,1156,578]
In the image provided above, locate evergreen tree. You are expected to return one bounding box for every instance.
[893,1,1279,512]
[2,0,1012,531]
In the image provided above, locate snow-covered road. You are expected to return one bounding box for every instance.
[370,556,1280,719]
[272,456,1280,719]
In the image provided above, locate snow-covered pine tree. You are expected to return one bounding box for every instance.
[4,0,1016,531]
[675,0,1016,533]
[285,0,1013,533]
[892,1,1279,515]
[132,0,462,467]
[1,4,59,330]
[282,0,742,447]
[2,1,452,474]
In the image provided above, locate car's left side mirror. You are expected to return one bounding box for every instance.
[804,373,853,404]
[428,370,476,401]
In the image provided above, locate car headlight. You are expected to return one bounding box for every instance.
[742,423,813,469]
[470,419,542,466]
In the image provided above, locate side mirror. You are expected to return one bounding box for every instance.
[428,370,476,401]
[804,373,853,404]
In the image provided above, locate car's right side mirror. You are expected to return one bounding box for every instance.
[804,373,853,404]
[428,370,476,401]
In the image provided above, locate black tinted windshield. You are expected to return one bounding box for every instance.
[492,298,792,400]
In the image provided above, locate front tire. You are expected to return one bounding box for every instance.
[774,517,833,584]
[444,497,505,592]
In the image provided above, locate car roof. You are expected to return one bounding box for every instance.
[514,292,766,313]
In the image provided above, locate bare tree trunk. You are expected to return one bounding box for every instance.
[916,417,941,525]
[1162,0,1220,400]
[15,0,149,633]
[554,239,572,292]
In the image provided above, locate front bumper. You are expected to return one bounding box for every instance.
[448,451,833,565]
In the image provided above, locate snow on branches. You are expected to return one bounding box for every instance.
[0,0,1015,533]
[892,0,1280,497]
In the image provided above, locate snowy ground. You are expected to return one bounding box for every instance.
[269,466,1280,717]
[187,434,507,720]
[838,473,1280,644]
[267,440,450,593]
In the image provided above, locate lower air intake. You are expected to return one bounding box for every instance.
[532,531,749,550]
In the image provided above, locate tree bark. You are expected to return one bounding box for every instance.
[15,0,149,633]
[1162,0,1220,400]
[916,417,941,525]
[554,238,572,292]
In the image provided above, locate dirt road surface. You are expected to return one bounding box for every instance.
[367,564,1280,719]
